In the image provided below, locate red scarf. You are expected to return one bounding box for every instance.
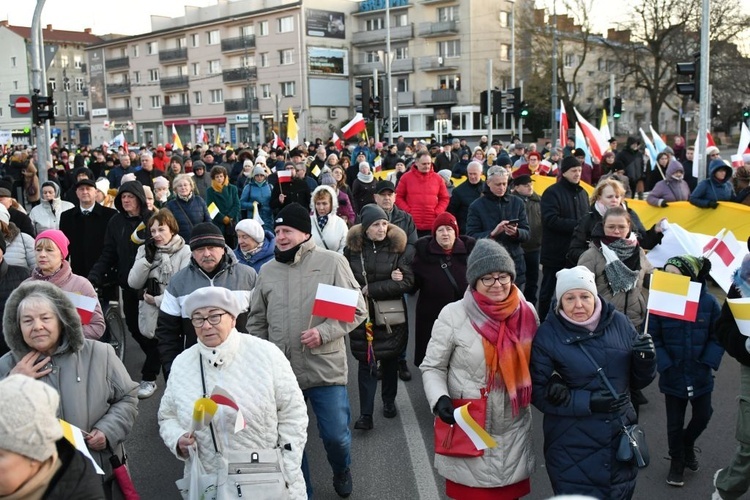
[464,285,537,416]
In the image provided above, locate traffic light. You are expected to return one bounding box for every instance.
[711,103,721,119]
[613,97,623,119]
[504,87,520,116]
[355,78,372,119]
[518,101,530,118]
[743,106,750,119]
[371,96,381,118]
[32,91,55,127]
[604,97,611,114]
[480,90,489,114]
[676,52,701,103]
[492,90,503,115]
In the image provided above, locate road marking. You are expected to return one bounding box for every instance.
[396,380,441,499]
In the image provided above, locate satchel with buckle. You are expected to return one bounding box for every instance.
[372,298,406,327]
[218,449,290,500]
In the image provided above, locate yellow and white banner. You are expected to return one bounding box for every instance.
[453,403,497,451]
[59,420,105,474]
[727,298,750,336]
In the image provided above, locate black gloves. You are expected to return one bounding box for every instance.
[434,395,455,425]
[660,201,669,208]
[708,201,719,209]
[546,374,571,406]
[144,239,158,263]
[633,333,656,360]
[590,390,630,413]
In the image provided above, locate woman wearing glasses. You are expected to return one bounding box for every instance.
[421,239,538,499]
[158,286,308,499]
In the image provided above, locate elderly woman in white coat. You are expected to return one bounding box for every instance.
[421,239,538,500]
[310,185,348,253]
[29,181,74,233]
[158,287,308,500]
[0,204,35,269]
[0,281,139,499]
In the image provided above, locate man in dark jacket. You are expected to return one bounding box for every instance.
[156,223,257,380]
[62,166,95,206]
[512,174,542,306]
[88,181,158,398]
[615,136,644,196]
[0,237,30,356]
[447,161,484,234]
[466,165,530,289]
[538,156,589,318]
[134,152,165,190]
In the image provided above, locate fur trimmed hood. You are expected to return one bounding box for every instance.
[310,185,340,214]
[3,281,85,356]
[345,223,407,254]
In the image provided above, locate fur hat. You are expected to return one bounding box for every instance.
[189,222,225,251]
[466,239,516,287]
[560,156,581,173]
[432,212,459,237]
[0,375,63,462]
[275,203,311,234]
[555,266,597,301]
[235,218,265,243]
[35,229,70,260]
[183,286,242,319]
[360,204,387,232]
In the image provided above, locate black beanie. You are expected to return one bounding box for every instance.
[360,204,387,232]
[189,222,225,251]
[560,156,581,173]
[275,203,311,234]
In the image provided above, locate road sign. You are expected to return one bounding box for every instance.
[9,94,31,119]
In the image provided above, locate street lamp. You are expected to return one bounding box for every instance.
[63,68,71,148]
[243,33,255,145]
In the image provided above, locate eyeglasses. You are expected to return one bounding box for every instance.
[480,274,512,287]
[191,313,228,328]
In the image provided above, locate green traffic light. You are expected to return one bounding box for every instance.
[520,109,529,117]
[613,112,621,119]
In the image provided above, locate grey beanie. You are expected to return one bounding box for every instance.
[466,239,516,287]
[555,266,597,303]
[183,286,242,319]
[0,374,63,461]
[360,204,387,232]
[252,165,267,177]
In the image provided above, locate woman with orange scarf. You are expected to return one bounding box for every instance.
[421,238,538,500]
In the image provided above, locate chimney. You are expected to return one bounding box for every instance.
[84,28,92,34]
[0,20,9,27]
[46,24,52,31]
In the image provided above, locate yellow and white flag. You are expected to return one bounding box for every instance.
[647,270,701,322]
[59,420,105,474]
[287,108,298,149]
[252,201,264,226]
[728,298,750,336]
[172,124,183,150]
[207,202,220,219]
[453,403,497,451]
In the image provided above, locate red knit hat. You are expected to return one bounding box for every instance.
[432,212,459,237]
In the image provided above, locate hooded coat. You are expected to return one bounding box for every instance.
[690,160,735,207]
[647,160,691,206]
[394,167,451,230]
[240,178,273,227]
[29,185,75,233]
[0,281,138,494]
[234,229,276,273]
[309,185,349,253]
[2,222,35,269]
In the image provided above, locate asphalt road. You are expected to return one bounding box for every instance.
[121,281,740,500]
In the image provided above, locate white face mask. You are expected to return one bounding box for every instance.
[672,173,684,181]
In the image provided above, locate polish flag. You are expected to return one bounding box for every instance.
[737,122,750,156]
[559,100,568,148]
[647,270,702,322]
[277,169,293,184]
[272,131,285,149]
[727,298,750,336]
[574,108,607,163]
[341,113,366,140]
[538,160,552,175]
[210,385,246,433]
[312,284,360,322]
[703,228,748,292]
[332,132,343,151]
[63,291,98,326]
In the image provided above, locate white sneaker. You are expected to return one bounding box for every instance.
[712,468,724,500]
[137,380,157,399]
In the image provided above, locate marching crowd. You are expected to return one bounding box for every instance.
[0,133,749,500]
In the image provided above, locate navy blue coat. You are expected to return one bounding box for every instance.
[233,230,276,274]
[540,177,589,268]
[466,187,529,287]
[531,299,656,499]
[166,195,212,242]
[648,285,723,399]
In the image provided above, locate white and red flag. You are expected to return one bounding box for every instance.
[559,100,568,148]
[332,132,343,151]
[341,113,366,140]
[312,284,360,322]
[574,108,607,163]
[277,169,293,184]
[63,291,98,325]
[210,385,246,434]
[703,228,748,293]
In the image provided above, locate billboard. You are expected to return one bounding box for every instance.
[308,47,348,76]
[306,9,346,39]
[88,49,107,117]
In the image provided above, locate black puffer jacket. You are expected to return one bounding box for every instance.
[717,283,750,367]
[344,223,415,361]
[45,438,105,499]
[88,181,154,288]
[0,259,30,356]
[540,177,589,268]
[447,180,484,235]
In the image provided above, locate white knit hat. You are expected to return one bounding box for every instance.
[0,374,63,461]
[95,177,110,195]
[183,286,242,318]
[235,218,265,242]
[555,266,597,302]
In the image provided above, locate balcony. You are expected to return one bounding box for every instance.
[224,98,259,113]
[159,47,188,63]
[351,24,413,46]
[221,35,256,52]
[160,76,190,90]
[418,55,460,71]
[391,58,414,73]
[353,61,384,76]
[419,88,458,106]
[397,92,414,106]
[421,0,454,4]
[106,82,131,95]
[162,104,191,117]
[222,67,257,83]
[108,107,133,120]
[105,57,129,70]
[418,20,459,37]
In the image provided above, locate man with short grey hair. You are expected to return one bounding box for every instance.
[134,151,165,189]
[447,160,485,234]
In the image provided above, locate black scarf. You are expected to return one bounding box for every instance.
[274,240,306,263]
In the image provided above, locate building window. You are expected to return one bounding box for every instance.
[194,91,202,105]
[280,81,295,97]
[53,103,58,116]
[149,69,159,81]
[564,53,575,68]
[178,37,186,49]
[74,56,82,68]
[242,25,255,36]
[75,77,84,91]
[279,49,294,65]
[437,6,459,21]
[394,14,408,27]
[207,30,220,45]
[191,34,199,47]
[131,45,139,57]
[278,16,294,33]
[364,51,380,63]
[365,18,384,31]
[150,95,161,108]
[134,71,141,83]
[210,89,223,103]
[60,55,69,68]
[261,84,271,98]
[242,55,255,67]
[259,21,269,36]
[500,44,510,61]
[49,78,56,90]
[13,81,18,90]
[63,78,71,91]
[499,11,509,28]
[394,47,408,59]
[397,77,409,92]
[10,56,16,67]
[66,102,72,117]
[135,97,142,110]
[260,53,269,67]
[77,101,86,116]
[147,41,158,55]
[208,60,221,74]
[191,63,200,76]
[438,74,460,90]
[438,40,460,58]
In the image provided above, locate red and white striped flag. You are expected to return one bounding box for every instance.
[559,100,568,148]
[312,284,360,322]
[332,132,343,151]
[341,113,366,140]
[703,228,748,292]
[210,385,246,433]
[63,292,98,326]
[277,170,293,184]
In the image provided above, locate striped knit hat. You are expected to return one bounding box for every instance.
[189,222,225,251]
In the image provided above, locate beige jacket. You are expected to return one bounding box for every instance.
[247,238,367,390]
[420,299,537,488]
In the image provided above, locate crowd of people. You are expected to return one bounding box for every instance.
[0,132,748,500]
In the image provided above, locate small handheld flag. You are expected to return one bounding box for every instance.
[191,398,218,433]
[207,202,220,219]
[63,291,98,325]
[210,386,246,434]
[60,420,105,474]
[727,298,750,336]
[647,270,701,321]
[453,403,497,451]
[312,284,360,322]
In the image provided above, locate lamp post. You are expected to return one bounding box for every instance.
[385,0,393,145]
[243,34,255,146]
[550,0,559,147]
[63,68,71,148]
[509,0,516,136]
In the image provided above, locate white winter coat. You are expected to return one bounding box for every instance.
[420,300,537,488]
[309,185,348,253]
[158,329,308,500]
[29,198,75,233]
[3,224,35,269]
